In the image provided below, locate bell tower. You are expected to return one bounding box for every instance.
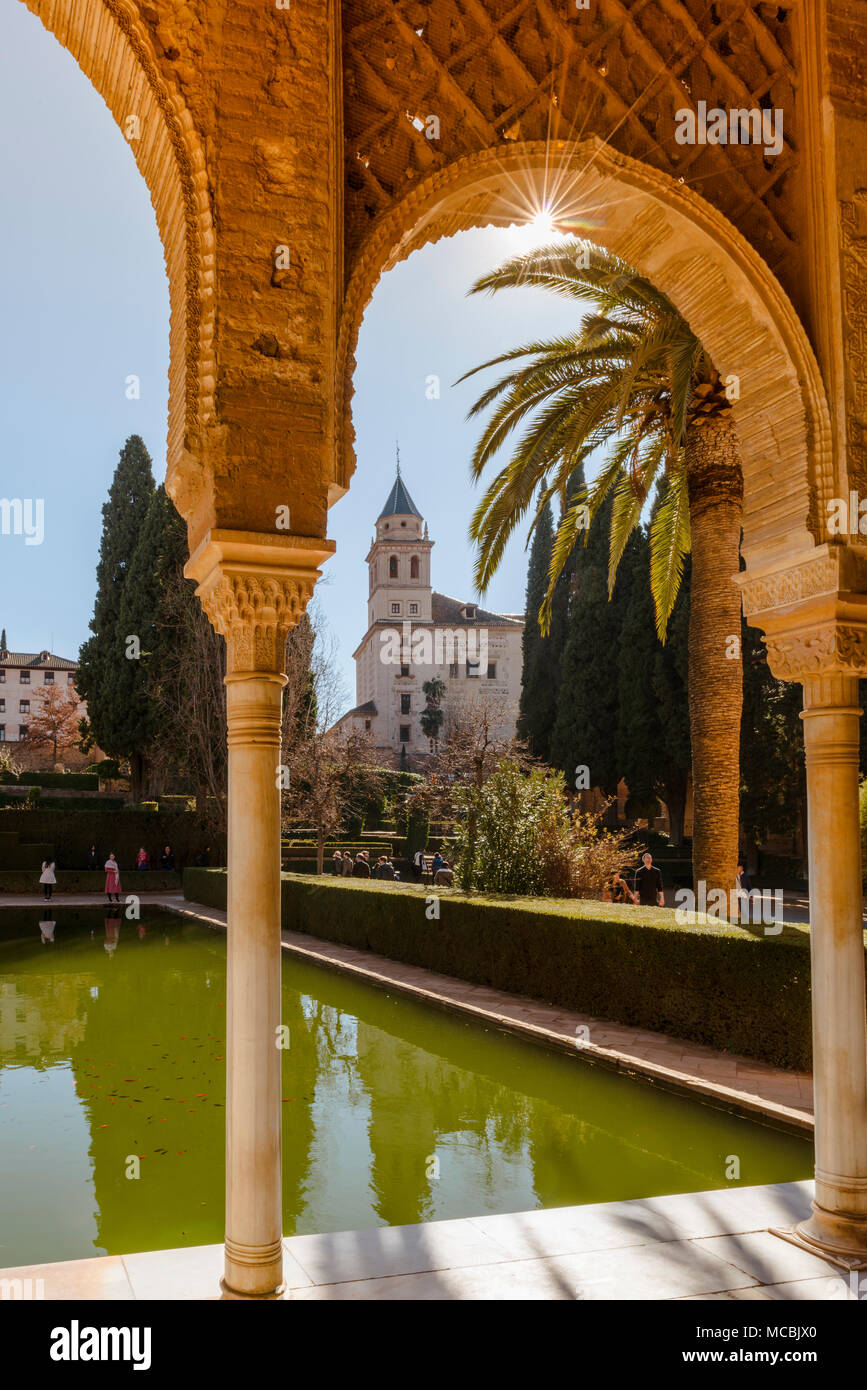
[366,452,433,627]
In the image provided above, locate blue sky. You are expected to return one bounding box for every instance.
[0,2,578,708]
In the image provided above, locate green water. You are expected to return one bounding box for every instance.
[0,908,811,1267]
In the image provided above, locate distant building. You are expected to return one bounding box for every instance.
[0,646,92,770]
[333,468,523,766]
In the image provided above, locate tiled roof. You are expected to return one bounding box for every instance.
[345,700,378,716]
[431,593,523,627]
[0,650,78,670]
[378,475,422,519]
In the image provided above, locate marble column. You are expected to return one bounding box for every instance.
[186,530,333,1297]
[796,672,867,1265]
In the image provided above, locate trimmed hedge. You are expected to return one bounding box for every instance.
[0,771,99,790]
[0,869,181,893]
[182,869,835,1071]
[0,808,222,868]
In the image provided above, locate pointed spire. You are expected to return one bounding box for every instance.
[396,440,401,479]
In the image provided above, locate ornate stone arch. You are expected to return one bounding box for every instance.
[18,0,215,479]
[336,139,833,577]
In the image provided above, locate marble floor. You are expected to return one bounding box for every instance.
[0,1183,857,1301]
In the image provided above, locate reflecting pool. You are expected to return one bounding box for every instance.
[0,908,812,1267]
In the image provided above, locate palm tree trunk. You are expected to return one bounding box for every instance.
[685,412,744,904]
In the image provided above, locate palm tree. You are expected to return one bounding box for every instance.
[460,240,743,898]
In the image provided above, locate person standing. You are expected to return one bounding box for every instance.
[136,846,149,871]
[412,848,424,882]
[160,845,175,871]
[332,849,343,875]
[341,851,353,877]
[39,860,56,901]
[379,857,395,881]
[86,844,100,871]
[105,853,122,904]
[634,852,664,907]
[352,852,371,879]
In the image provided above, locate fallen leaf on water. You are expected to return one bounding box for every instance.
[98,1124,109,1129]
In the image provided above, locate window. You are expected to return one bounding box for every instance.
[487,662,497,680]
[364,719,371,732]
[464,604,476,619]
[399,664,410,678]
[449,662,459,679]
[466,659,480,678]
[44,671,54,685]
[0,699,4,712]
[409,602,418,615]
[20,671,30,685]
[391,602,401,615]
[0,671,5,683]
[19,726,27,740]
[67,674,75,686]
[410,555,420,579]
[0,726,4,741]
[399,725,410,743]
[389,555,398,578]
[400,694,411,714]
[19,700,29,714]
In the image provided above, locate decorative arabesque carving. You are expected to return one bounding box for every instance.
[764,625,867,681]
[740,555,840,617]
[199,573,315,675]
[841,192,867,498]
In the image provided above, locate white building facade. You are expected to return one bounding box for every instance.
[0,646,92,769]
[335,472,523,765]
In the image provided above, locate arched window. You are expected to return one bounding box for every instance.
[410,555,420,579]
[389,555,398,578]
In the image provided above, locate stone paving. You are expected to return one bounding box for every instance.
[0,1183,854,1300]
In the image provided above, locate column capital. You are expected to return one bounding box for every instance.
[763,623,867,685]
[185,529,335,674]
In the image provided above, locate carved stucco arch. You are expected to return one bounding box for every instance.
[18,0,215,477]
[337,139,834,577]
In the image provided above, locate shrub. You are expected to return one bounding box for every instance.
[455,761,637,898]
[182,871,827,1070]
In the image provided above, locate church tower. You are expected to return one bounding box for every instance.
[366,463,433,629]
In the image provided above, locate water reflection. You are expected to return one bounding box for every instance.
[0,908,812,1267]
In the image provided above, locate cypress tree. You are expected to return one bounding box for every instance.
[549,496,622,795]
[0,629,6,650]
[535,468,585,763]
[517,501,556,759]
[615,526,663,815]
[76,436,155,797]
[652,561,691,847]
[113,485,176,794]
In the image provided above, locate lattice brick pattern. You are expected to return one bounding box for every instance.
[343,0,800,291]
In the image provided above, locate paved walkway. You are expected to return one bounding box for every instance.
[0,1182,855,1300]
[0,891,814,1129]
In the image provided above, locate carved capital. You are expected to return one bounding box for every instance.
[185,529,335,675]
[764,623,867,682]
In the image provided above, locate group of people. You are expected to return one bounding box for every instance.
[38,852,123,903]
[135,845,176,871]
[331,849,401,881]
[604,852,755,909]
[412,849,454,885]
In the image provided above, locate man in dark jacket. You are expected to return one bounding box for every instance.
[634,852,664,907]
[352,853,371,879]
[379,858,395,881]
[160,845,175,871]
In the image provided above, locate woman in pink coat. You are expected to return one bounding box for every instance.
[104,853,122,904]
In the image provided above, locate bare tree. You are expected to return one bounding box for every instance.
[148,565,228,835]
[281,607,385,873]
